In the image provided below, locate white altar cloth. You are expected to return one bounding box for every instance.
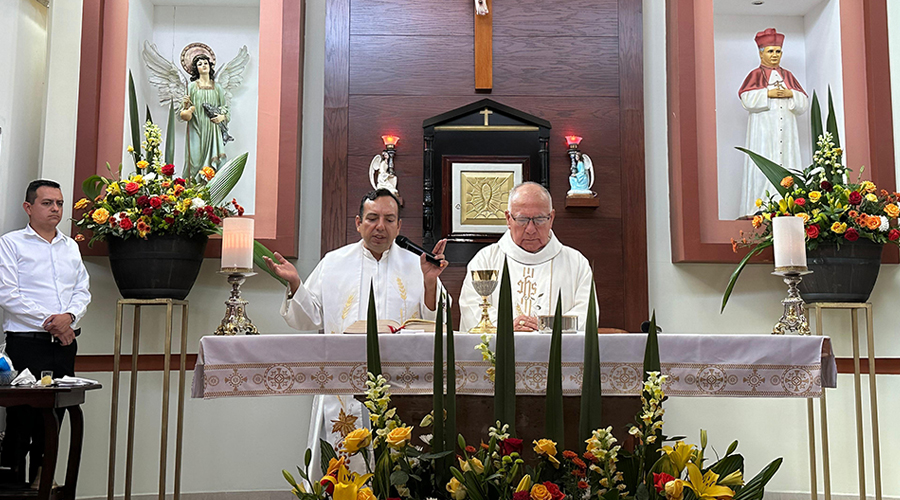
[192,333,835,399]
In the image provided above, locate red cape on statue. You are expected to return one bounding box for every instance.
[738,65,807,97]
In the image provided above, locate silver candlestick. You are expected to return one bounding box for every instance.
[772,266,812,335]
[215,270,259,335]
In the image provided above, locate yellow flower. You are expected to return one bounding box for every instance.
[884,204,900,218]
[136,160,149,170]
[797,213,810,224]
[386,426,413,449]
[108,182,121,195]
[751,215,763,228]
[866,193,878,202]
[719,470,744,486]
[831,222,847,234]
[533,439,560,467]
[683,464,735,500]
[325,457,346,476]
[666,479,685,500]
[755,198,762,208]
[780,176,794,188]
[458,456,485,474]
[92,208,110,224]
[861,181,876,193]
[661,441,694,473]
[127,145,134,153]
[516,475,533,493]
[809,191,821,202]
[131,174,144,185]
[320,464,373,500]
[446,477,467,500]
[530,484,552,500]
[201,166,216,181]
[764,213,772,221]
[357,487,376,500]
[74,198,90,210]
[342,428,371,454]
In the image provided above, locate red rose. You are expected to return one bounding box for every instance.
[544,482,564,500]
[845,228,859,241]
[125,182,140,195]
[499,438,523,456]
[806,225,820,239]
[161,164,175,176]
[164,217,174,225]
[795,198,806,206]
[136,195,150,207]
[174,178,186,186]
[512,492,530,500]
[821,181,833,192]
[849,191,863,205]
[149,197,162,209]
[142,208,154,216]
[210,215,222,225]
[119,217,134,230]
[654,473,676,493]
[889,229,900,241]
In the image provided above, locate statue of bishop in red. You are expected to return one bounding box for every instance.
[738,28,809,217]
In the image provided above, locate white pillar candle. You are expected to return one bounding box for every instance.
[221,217,255,271]
[772,216,807,269]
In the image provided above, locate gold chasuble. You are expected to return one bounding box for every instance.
[459,231,596,332]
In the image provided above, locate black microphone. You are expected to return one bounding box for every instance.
[395,235,442,266]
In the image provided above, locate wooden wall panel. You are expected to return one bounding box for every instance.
[325,0,647,330]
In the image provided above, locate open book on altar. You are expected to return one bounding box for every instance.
[343,318,435,334]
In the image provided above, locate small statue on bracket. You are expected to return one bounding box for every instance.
[565,135,595,198]
[369,135,403,204]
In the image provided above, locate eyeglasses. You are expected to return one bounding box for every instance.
[510,215,551,227]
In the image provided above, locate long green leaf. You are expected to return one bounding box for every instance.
[82,174,104,201]
[366,280,382,376]
[735,147,799,198]
[579,279,601,445]
[733,458,783,500]
[721,240,773,312]
[433,295,446,456]
[128,71,142,166]
[810,91,822,152]
[145,105,153,124]
[642,311,660,380]
[825,87,840,149]
[207,152,248,206]
[319,438,338,476]
[707,454,743,477]
[544,292,565,446]
[445,291,457,454]
[211,225,287,286]
[165,103,176,164]
[494,258,516,436]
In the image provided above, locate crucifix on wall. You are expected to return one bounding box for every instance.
[475,0,492,91]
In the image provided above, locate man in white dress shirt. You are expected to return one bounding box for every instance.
[0,180,91,485]
[264,188,447,472]
[459,182,596,333]
[738,28,809,217]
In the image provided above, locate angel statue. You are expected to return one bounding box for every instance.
[141,41,250,179]
[475,0,489,16]
[567,154,594,197]
[369,150,400,197]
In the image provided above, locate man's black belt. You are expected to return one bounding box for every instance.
[5,329,80,342]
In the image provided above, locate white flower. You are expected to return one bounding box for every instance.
[143,172,156,182]
[191,198,206,209]
[879,216,889,232]
[420,434,433,445]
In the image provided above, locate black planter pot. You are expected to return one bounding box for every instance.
[107,234,208,300]
[799,239,883,303]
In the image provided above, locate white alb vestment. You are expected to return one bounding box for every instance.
[459,231,596,332]
[281,240,438,474]
[739,69,809,216]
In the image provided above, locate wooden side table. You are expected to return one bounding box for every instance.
[0,383,102,500]
[107,299,189,500]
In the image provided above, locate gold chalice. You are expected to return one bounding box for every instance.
[469,269,499,334]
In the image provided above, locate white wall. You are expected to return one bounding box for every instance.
[646,0,898,498]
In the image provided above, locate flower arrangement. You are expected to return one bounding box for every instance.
[723,89,900,310]
[72,118,247,244]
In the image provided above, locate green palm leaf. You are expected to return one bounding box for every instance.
[733,458,782,500]
[810,91,822,151]
[433,295,445,456]
[127,71,142,166]
[544,291,565,446]
[735,147,798,198]
[366,280,382,376]
[579,280,601,444]
[207,152,247,206]
[721,240,773,312]
[445,291,457,453]
[165,103,176,164]
[494,258,516,436]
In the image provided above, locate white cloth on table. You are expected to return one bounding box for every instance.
[0,224,91,332]
[279,239,439,477]
[739,69,809,217]
[458,231,596,332]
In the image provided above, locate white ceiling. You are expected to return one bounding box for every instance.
[714,0,829,16]
[150,0,259,7]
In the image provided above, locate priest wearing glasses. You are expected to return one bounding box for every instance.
[459,182,596,332]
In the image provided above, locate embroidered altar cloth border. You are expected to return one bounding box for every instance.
[192,333,835,399]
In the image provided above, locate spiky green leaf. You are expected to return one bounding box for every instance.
[735,147,799,198]
[445,291,457,453]
[494,258,516,436]
[733,458,783,500]
[642,311,660,379]
[128,71,142,166]
[579,279,601,444]
[545,291,565,446]
[721,240,773,312]
[165,103,176,164]
[367,280,382,376]
[207,152,248,206]
[82,175,104,201]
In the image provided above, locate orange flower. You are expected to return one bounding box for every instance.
[848,210,859,218]
[136,160,149,170]
[92,208,110,224]
[173,184,185,196]
[201,166,216,181]
[885,204,900,218]
[796,213,810,224]
[74,198,90,210]
[74,233,85,242]
[731,238,738,253]
[780,176,794,188]
[855,215,868,227]
[866,216,881,230]
[751,215,763,228]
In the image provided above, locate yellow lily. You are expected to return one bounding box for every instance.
[320,464,373,500]
[683,464,735,500]
[516,474,533,493]
[661,441,694,473]
[719,470,744,486]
